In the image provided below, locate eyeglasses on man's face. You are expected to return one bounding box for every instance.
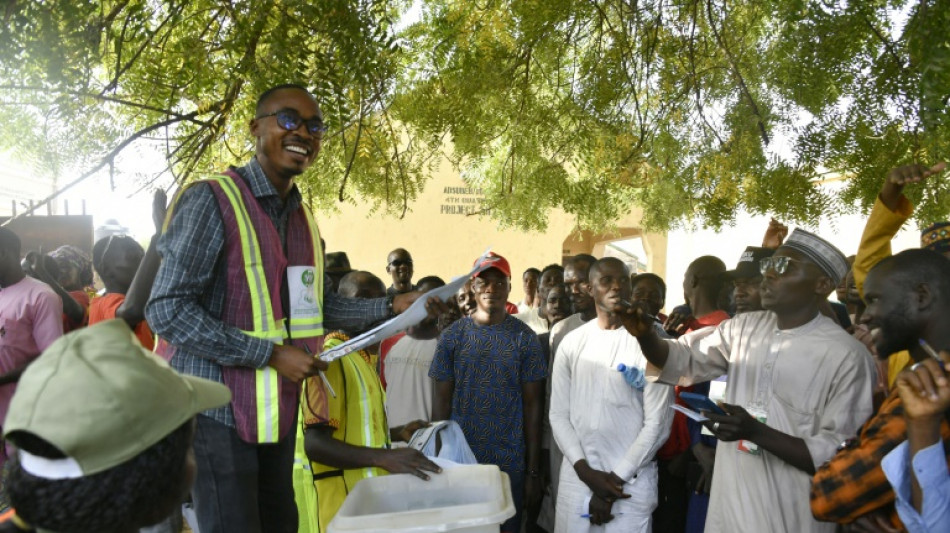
[256,108,328,137]
[389,259,413,268]
[759,255,806,276]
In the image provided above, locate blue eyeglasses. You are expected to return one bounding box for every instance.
[256,108,328,137]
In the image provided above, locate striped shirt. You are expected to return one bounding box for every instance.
[145,158,390,427]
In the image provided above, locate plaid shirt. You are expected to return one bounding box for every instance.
[145,158,390,428]
[810,387,950,528]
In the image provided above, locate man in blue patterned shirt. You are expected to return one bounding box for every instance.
[146,84,440,533]
[430,252,548,533]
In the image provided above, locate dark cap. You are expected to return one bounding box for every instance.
[723,246,774,280]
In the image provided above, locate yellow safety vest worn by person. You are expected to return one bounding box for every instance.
[156,170,324,443]
[295,332,390,533]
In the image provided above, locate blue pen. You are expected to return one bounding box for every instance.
[918,339,947,370]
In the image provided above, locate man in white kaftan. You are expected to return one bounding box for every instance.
[550,258,673,533]
[653,310,873,532]
[627,229,875,533]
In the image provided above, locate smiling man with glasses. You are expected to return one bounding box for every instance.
[145,84,446,533]
[385,247,414,296]
[620,228,876,533]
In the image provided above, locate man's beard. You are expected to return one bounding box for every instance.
[875,307,919,360]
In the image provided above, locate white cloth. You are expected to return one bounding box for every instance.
[513,307,549,335]
[408,420,478,465]
[550,321,674,533]
[648,311,875,533]
[383,336,438,428]
[517,299,535,314]
[538,313,590,532]
[549,313,587,361]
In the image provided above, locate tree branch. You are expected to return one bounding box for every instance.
[2,110,209,226]
[0,85,210,125]
[705,0,770,145]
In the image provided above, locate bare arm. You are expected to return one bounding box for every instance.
[432,380,454,421]
[522,380,544,473]
[116,190,166,327]
[304,426,440,480]
[633,323,670,369]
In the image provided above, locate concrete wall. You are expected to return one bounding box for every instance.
[316,158,666,304]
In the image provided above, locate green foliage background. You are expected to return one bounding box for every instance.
[1,0,948,232]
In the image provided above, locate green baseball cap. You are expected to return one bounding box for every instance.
[4,319,230,478]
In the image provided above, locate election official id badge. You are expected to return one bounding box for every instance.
[288,265,320,319]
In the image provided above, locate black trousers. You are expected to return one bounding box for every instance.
[652,457,689,533]
[191,414,299,533]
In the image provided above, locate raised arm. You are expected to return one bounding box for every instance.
[619,304,670,369]
[854,163,945,298]
[116,189,167,328]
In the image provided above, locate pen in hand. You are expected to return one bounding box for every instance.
[304,344,337,398]
[918,339,947,370]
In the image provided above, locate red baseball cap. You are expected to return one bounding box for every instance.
[473,252,511,279]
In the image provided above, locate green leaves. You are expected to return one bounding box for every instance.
[1,0,948,231]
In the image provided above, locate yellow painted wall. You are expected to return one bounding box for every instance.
[316,157,667,303]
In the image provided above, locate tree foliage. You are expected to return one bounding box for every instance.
[1,0,948,231]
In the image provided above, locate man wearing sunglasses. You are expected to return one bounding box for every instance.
[385,248,414,296]
[146,84,446,533]
[620,228,875,533]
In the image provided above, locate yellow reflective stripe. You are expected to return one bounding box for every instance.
[255,367,281,443]
[288,326,323,337]
[211,176,275,336]
[209,174,283,444]
[242,320,285,343]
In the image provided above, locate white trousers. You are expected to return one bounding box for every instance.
[554,459,658,533]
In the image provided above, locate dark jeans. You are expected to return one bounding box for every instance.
[192,415,298,533]
[653,457,688,533]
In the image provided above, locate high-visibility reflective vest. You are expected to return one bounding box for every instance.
[159,169,324,443]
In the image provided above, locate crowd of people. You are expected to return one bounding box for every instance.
[0,84,947,533]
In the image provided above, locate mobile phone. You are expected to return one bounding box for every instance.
[679,391,726,416]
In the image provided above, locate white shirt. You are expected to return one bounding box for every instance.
[549,313,588,362]
[649,311,875,533]
[516,299,536,314]
[514,307,549,335]
[551,320,674,481]
[383,336,438,428]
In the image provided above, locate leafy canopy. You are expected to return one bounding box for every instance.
[1,0,948,231]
